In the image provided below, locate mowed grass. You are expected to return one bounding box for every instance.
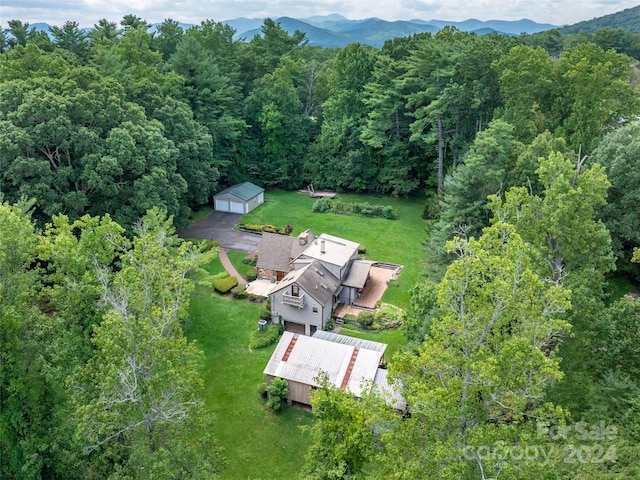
[186,286,313,480]
[241,190,427,309]
[184,192,426,478]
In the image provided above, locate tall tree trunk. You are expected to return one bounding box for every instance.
[437,117,445,193]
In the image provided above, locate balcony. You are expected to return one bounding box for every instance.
[282,293,305,308]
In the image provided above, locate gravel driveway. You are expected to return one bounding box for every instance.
[178,211,262,253]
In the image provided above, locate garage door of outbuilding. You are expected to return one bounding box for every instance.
[230,201,245,214]
[284,321,306,335]
[215,199,230,211]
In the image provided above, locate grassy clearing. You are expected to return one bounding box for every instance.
[186,286,313,480]
[242,191,427,309]
[227,250,254,279]
[184,191,426,478]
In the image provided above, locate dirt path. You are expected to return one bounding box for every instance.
[218,248,248,286]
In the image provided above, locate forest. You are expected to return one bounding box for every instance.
[2,13,640,479]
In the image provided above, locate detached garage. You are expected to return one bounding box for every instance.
[213,182,265,214]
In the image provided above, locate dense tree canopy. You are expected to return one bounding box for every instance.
[2,14,640,479]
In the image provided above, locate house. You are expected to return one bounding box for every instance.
[260,231,385,335]
[256,230,316,282]
[292,233,360,280]
[269,260,342,335]
[213,182,264,214]
[264,330,387,406]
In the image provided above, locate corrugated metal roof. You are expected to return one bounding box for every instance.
[264,331,385,397]
[214,182,264,201]
[374,368,407,410]
[312,330,387,353]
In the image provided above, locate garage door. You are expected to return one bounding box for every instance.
[284,321,306,335]
[215,199,230,212]
[230,201,245,214]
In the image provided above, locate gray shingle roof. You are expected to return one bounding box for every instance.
[257,230,316,273]
[256,233,295,272]
[269,260,341,305]
[342,260,374,289]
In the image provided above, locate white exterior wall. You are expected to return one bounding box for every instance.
[214,193,248,213]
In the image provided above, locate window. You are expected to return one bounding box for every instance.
[291,285,299,297]
[312,306,318,314]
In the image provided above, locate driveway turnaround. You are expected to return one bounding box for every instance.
[178,211,262,253]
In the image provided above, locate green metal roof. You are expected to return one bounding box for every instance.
[214,182,264,201]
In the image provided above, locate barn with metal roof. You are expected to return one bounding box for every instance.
[263,331,387,406]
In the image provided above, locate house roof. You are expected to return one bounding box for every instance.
[256,230,317,272]
[295,233,360,269]
[264,331,385,397]
[214,182,264,201]
[256,233,295,272]
[342,260,374,289]
[312,330,387,353]
[374,368,408,411]
[269,260,341,305]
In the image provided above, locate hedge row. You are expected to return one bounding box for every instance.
[312,199,398,220]
[249,323,282,349]
[213,273,239,293]
[238,223,293,235]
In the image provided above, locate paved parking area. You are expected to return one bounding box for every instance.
[178,211,262,253]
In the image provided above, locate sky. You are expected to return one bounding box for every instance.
[2,0,639,29]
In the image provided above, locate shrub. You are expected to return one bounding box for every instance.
[242,255,257,266]
[382,205,398,220]
[259,307,272,321]
[213,275,238,293]
[256,382,268,399]
[358,245,367,255]
[374,305,404,329]
[314,200,398,220]
[266,377,289,411]
[358,310,375,327]
[312,198,333,213]
[324,318,335,331]
[342,313,358,325]
[249,323,282,349]
[246,267,258,282]
[247,293,264,303]
[232,285,248,299]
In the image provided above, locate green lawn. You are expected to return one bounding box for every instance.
[184,191,426,478]
[241,191,427,309]
[186,286,313,480]
[227,250,255,279]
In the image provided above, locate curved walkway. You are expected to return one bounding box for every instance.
[218,247,248,286]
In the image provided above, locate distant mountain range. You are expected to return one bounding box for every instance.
[26,7,640,49]
[26,14,558,49]
[223,15,558,47]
